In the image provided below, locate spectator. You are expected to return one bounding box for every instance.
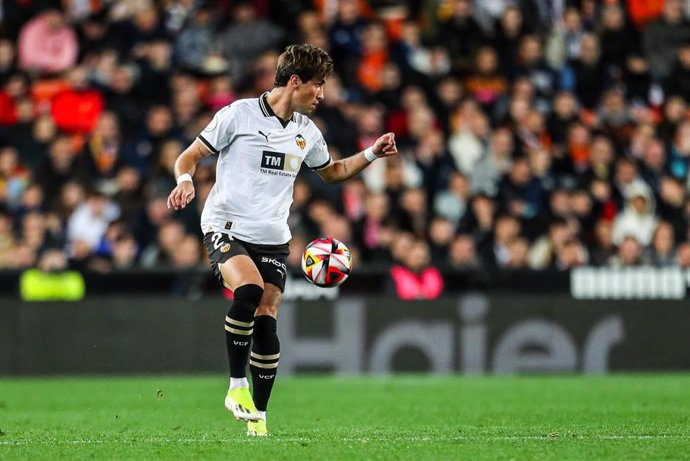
[470,127,514,196]
[34,135,79,200]
[0,146,29,209]
[611,182,658,246]
[498,156,545,221]
[439,0,485,74]
[623,54,653,105]
[458,193,496,248]
[50,66,104,134]
[427,215,455,265]
[0,207,16,267]
[547,91,579,150]
[66,189,120,251]
[0,38,16,84]
[554,237,588,269]
[15,114,56,170]
[139,218,185,268]
[506,236,530,269]
[528,217,573,270]
[657,96,687,144]
[219,1,284,81]
[357,22,389,94]
[639,138,668,191]
[173,5,217,72]
[589,218,616,266]
[396,187,428,239]
[77,111,123,187]
[676,242,690,268]
[17,8,78,75]
[448,233,482,270]
[123,105,176,176]
[110,231,139,269]
[463,46,508,114]
[608,235,644,267]
[562,33,608,110]
[514,34,557,113]
[665,40,690,102]
[354,191,392,263]
[598,4,639,75]
[546,6,586,70]
[492,5,530,75]
[434,171,470,224]
[642,0,690,80]
[646,221,677,267]
[480,214,521,269]
[389,239,443,300]
[657,176,687,241]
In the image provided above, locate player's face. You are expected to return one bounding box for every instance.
[294,79,325,114]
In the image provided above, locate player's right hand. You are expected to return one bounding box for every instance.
[167,182,195,210]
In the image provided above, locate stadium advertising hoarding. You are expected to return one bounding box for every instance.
[1,294,689,374]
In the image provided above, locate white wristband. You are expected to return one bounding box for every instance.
[364,146,377,162]
[176,173,193,185]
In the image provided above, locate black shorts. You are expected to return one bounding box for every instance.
[202,232,290,292]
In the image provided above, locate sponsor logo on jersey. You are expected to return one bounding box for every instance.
[220,243,231,253]
[295,134,306,149]
[260,151,302,175]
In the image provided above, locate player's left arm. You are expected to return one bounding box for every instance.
[317,133,398,184]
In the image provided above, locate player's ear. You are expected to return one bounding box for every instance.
[289,75,302,87]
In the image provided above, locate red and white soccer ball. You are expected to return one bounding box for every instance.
[301,237,352,288]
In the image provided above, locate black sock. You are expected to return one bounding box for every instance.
[224,284,263,378]
[250,315,280,411]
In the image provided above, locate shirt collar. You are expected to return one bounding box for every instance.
[259,92,293,126]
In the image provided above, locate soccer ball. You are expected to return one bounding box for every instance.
[301,237,352,288]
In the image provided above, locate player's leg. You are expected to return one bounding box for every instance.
[202,232,263,422]
[246,244,288,436]
[247,284,281,436]
[219,256,265,421]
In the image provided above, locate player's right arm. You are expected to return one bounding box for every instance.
[166,138,213,210]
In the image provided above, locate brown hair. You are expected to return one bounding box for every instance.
[273,44,334,87]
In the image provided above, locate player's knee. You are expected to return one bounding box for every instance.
[255,303,278,318]
[232,284,264,313]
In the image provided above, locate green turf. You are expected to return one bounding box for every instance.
[1,375,689,460]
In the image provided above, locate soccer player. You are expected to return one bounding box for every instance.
[167,44,398,436]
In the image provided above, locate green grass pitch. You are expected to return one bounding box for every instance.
[1,375,689,460]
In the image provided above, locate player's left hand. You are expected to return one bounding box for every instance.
[372,132,398,159]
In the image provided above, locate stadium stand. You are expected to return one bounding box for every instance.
[2,0,690,285]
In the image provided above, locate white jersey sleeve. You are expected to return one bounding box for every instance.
[305,133,331,170]
[197,105,237,154]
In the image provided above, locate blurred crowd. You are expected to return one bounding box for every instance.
[3,0,690,289]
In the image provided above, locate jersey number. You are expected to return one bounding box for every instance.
[211,232,231,250]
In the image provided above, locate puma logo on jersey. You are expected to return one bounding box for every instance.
[234,341,249,346]
[258,130,270,143]
[258,374,275,379]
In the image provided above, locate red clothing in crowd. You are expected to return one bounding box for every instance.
[390,265,444,300]
[51,89,104,134]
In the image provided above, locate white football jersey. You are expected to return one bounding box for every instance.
[198,92,331,244]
